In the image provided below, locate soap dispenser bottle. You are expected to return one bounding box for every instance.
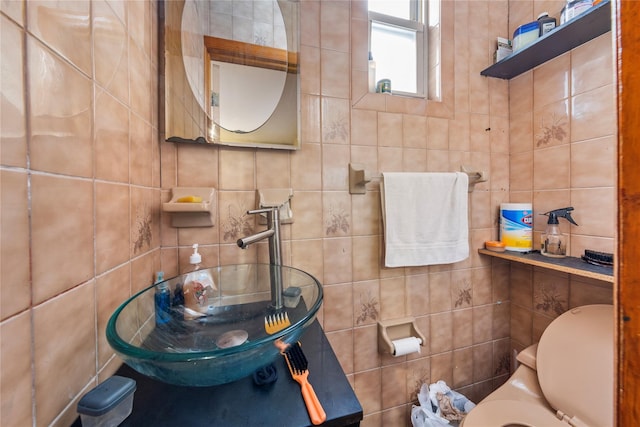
[182,244,216,319]
[540,207,578,258]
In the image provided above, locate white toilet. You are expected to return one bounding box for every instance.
[462,304,613,427]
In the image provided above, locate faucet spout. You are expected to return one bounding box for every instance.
[237,229,275,249]
[237,207,284,310]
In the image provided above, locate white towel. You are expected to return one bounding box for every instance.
[381,172,469,267]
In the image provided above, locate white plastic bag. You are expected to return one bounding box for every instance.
[411,384,450,427]
[411,404,450,427]
[411,381,476,427]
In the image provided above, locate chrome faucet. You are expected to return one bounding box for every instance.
[237,207,284,310]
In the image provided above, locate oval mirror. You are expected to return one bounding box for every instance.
[162,0,300,149]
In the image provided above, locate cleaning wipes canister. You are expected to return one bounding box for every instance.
[500,203,533,252]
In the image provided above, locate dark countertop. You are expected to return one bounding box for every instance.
[73,320,362,427]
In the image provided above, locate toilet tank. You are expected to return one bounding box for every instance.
[536,304,613,427]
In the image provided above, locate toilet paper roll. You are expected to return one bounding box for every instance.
[392,337,422,357]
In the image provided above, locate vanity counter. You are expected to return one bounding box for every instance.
[72,320,362,427]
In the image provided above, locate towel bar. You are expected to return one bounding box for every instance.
[348,163,487,194]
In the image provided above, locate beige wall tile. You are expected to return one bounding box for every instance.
[128,35,152,124]
[533,53,570,109]
[354,324,381,371]
[403,115,427,149]
[320,49,350,99]
[352,108,378,146]
[324,282,354,331]
[95,90,130,182]
[532,269,569,318]
[571,84,616,142]
[27,1,92,75]
[430,311,453,354]
[430,352,453,385]
[406,274,429,318]
[291,239,324,283]
[93,0,129,104]
[1,170,30,319]
[322,144,350,190]
[31,175,94,304]
[300,45,321,96]
[0,0,24,25]
[452,308,473,349]
[571,136,615,188]
[570,277,613,307]
[0,15,26,168]
[571,187,616,238]
[473,305,493,344]
[453,347,473,388]
[380,276,406,320]
[291,191,323,239]
[96,182,130,274]
[510,151,533,191]
[571,33,613,96]
[256,149,291,188]
[322,97,351,145]
[176,143,219,187]
[355,368,382,415]
[291,143,322,190]
[301,94,322,143]
[130,114,153,186]
[96,264,131,367]
[353,235,380,282]
[533,144,570,190]
[219,148,255,190]
[381,363,408,409]
[320,0,350,53]
[326,328,354,374]
[1,311,32,427]
[493,301,510,339]
[533,99,570,148]
[34,283,96,426]
[429,271,452,313]
[28,36,93,178]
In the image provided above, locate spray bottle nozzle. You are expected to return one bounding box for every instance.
[540,207,578,226]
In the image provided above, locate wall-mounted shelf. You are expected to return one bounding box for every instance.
[478,248,613,283]
[481,0,611,79]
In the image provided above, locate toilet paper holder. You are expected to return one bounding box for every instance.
[378,317,426,356]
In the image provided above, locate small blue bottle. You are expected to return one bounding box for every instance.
[154,272,171,326]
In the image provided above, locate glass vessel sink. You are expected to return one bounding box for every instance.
[106,264,322,386]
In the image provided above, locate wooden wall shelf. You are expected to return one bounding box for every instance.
[478,249,614,283]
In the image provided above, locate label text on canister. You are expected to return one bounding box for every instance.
[500,204,533,252]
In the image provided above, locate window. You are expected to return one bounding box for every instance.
[368,0,427,97]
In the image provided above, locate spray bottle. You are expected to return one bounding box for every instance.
[540,207,578,258]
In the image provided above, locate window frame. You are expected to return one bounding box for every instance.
[368,0,428,98]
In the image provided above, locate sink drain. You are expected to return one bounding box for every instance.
[216,330,249,348]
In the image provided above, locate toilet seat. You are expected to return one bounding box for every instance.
[536,305,613,427]
[462,400,565,427]
[463,304,614,427]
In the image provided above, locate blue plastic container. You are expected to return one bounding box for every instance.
[513,21,540,51]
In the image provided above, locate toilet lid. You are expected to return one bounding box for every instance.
[462,400,565,427]
[536,304,613,427]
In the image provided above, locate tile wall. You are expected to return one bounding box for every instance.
[0,1,161,426]
[506,1,615,353]
[162,1,513,426]
[0,0,616,426]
